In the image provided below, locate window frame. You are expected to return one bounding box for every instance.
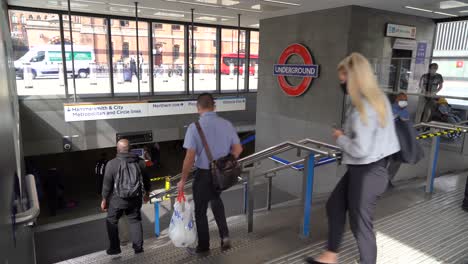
[8,5,259,100]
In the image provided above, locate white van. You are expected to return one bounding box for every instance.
[14,44,95,79]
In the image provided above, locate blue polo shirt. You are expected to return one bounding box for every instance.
[183,112,240,170]
[392,103,410,121]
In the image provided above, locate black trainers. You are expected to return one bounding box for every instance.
[304,257,330,264]
[134,248,144,254]
[221,238,231,251]
[462,205,468,212]
[186,247,210,257]
[106,248,121,255]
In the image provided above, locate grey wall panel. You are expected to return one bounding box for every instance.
[256,6,352,197]
[20,93,257,156]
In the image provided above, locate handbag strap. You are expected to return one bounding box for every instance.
[195,121,214,162]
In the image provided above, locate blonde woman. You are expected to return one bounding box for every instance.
[306,53,400,264]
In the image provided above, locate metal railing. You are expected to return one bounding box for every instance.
[414,121,468,193]
[149,138,340,238]
[150,120,468,238]
[15,174,40,225]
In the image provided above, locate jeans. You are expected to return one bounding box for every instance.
[326,159,389,264]
[192,169,229,250]
[106,196,143,251]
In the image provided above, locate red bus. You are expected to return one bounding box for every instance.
[221,53,258,75]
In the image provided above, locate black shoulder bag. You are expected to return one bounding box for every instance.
[195,121,241,192]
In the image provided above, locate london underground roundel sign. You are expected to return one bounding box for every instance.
[273,43,319,96]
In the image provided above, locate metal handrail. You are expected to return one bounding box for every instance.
[150,139,340,201]
[15,174,40,225]
[416,121,468,132]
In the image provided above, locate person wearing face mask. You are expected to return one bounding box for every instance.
[385,93,410,187]
[418,63,444,123]
[306,53,400,264]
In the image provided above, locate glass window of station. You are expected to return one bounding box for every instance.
[8,9,259,97]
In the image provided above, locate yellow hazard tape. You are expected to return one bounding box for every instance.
[150,176,171,200]
[416,128,462,140]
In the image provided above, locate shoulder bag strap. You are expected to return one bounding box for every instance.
[195,121,214,162]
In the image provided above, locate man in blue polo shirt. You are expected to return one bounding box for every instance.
[177,93,243,256]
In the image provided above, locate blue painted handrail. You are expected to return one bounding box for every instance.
[241,134,256,145]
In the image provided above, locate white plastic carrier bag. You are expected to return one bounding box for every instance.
[168,192,197,248]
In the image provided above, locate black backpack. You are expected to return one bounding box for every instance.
[114,158,143,198]
[393,118,424,164]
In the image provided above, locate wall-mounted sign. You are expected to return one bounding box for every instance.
[416,42,427,64]
[274,43,319,97]
[386,23,417,39]
[64,97,246,122]
[393,38,417,50]
[456,61,464,68]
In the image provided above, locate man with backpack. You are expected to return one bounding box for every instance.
[101,139,151,255]
[177,93,243,256]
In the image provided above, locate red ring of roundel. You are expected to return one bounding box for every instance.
[277,43,314,97]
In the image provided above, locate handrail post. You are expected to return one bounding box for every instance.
[426,131,440,193]
[242,180,248,215]
[246,167,255,233]
[301,153,315,238]
[154,201,160,237]
[267,176,273,211]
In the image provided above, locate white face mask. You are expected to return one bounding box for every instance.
[398,100,408,108]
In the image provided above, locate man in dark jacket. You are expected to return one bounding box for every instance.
[101,139,151,255]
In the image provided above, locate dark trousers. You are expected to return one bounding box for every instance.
[192,169,229,250]
[387,157,402,183]
[106,196,143,251]
[463,176,468,208]
[326,159,389,264]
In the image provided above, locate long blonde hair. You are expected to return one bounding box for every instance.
[338,53,388,127]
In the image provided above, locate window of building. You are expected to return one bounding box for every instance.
[111,19,150,94]
[189,26,217,92]
[221,28,246,91]
[36,15,41,20]
[432,20,468,106]
[173,44,180,60]
[122,42,129,58]
[154,23,163,30]
[249,31,259,91]
[44,15,48,20]
[119,20,129,27]
[11,14,17,23]
[9,11,66,96]
[171,24,181,31]
[63,16,111,95]
[152,23,185,93]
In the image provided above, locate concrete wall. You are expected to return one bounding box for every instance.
[20,93,256,156]
[256,5,468,198]
[256,6,352,196]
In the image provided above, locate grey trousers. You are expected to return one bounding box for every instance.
[387,158,402,183]
[326,159,389,264]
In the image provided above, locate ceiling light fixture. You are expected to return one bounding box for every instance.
[250,23,259,27]
[251,4,261,10]
[197,16,217,21]
[178,0,221,8]
[434,11,458,16]
[404,6,433,13]
[460,9,468,12]
[75,0,106,4]
[226,6,262,13]
[263,0,300,6]
[405,6,457,17]
[154,12,185,17]
[109,3,134,8]
[440,0,468,9]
